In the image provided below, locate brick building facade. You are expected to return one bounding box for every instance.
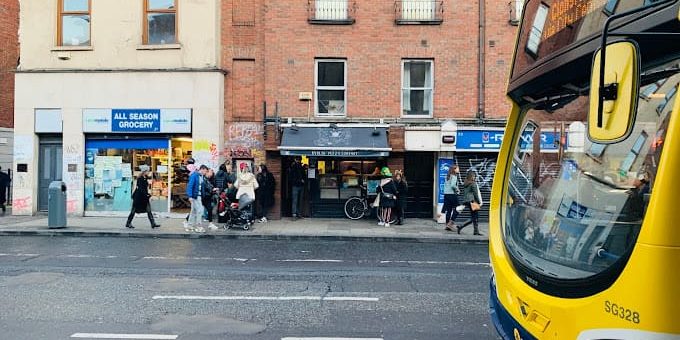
[0,0,18,171]
[222,0,519,221]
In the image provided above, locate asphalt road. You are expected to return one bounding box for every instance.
[0,236,498,340]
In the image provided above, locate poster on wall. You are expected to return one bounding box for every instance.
[437,158,455,224]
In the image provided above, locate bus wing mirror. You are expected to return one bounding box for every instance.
[588,41,640,143]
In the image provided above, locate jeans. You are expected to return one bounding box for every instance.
[291,186,303,217]
[126,203,156,227]
[460,202,480,233]
[442,194,460,224]
[202,197,213,222]
[188,197,205,227]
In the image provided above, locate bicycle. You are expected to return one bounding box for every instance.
[344,184,397,224]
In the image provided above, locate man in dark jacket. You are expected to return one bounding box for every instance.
[0,167,10,215]
[288,157,305,220]
[214,163,235,192]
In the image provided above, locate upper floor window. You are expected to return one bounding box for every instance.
[144,0,177,45]
[308,0,355,24]
[315,60,347,117]
[395,1,443,24]
[58,0,91,46]
[509,0,523,25]
[402,60,433,117]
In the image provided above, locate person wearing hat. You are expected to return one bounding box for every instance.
[126,165,160,229]
[376,166,398,227]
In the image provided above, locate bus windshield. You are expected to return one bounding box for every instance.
[504,60,677,282]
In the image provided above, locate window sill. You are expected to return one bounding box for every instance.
[137,44,181,51]
[51,46,93,52]
[395,19,443,25]
[401,115,434,119]
[308,18,355,25]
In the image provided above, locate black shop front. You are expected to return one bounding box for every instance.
[278,125,392,218]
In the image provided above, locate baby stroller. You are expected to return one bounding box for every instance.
[223,194,255,230]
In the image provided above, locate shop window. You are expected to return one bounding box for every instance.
[315,59,347,116]
[58,0,91,46]
[144,0,177,45]
[84,139,171,213]
[402,60,433,117]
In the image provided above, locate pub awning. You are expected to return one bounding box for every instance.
[278,126,391,158]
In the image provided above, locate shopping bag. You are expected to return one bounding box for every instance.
[371,195,381,208]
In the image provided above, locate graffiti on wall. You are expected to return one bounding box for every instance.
[458,156,497,191]
[63,142,84,214]
[224,123,265,165]
[194,140,220,170]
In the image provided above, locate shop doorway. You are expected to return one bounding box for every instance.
[404,152,435,218]
[170,138,193,214]
[38,138,63,211]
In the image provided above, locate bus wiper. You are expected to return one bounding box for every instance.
[530,93,580,112]
[640,67,680,86]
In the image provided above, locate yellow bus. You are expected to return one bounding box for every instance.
[490,0,680,339]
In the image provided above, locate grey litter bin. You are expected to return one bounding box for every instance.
[48,181,67,229]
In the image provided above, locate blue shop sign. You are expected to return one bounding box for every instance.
[112,109,161,133]
[456,129,562,152]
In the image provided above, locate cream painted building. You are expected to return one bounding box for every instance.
[14,0,225,216]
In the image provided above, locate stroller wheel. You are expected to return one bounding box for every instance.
[242,223,250,231]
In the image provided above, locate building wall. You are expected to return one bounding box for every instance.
[19,0,221,70]
[484,0,519,119]
[13,71,224,215]
[0,0,19,173]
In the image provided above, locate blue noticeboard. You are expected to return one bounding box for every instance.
[111,109,161,133]
[437,159,454,204]
[456,129,563,152]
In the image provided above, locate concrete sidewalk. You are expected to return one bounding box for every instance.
[0,212,489,244]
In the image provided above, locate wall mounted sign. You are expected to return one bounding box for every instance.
[83,109,192,134]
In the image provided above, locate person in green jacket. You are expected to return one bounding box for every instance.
[457,170,483,236]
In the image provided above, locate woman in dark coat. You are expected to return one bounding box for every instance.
[256,164,276,223]
[457,171,482,236]
[126,166,160,229]
[394,170,408,225]
[377,167,398,227]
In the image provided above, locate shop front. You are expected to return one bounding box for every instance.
[278,124,392,218]
[82,109,196,217]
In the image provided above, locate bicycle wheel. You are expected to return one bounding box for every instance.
[344,196,367,220]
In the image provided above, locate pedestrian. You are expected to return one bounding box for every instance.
[186,164,208,233]
[201,168,219,231]
[288,157,306,220]
[235,163,259,219]
[442,164,461,232]
[393,170,408,225]
[256,164,275,223]
[377,167,398,227]
[125,165,160,229]
[0,167,11,215]
[214,163,230,192]
[457,171,483,236]
[183,157,196,227]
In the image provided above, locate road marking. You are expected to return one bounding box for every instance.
[71,333,178,339]
[378,260,490,266]
[276,259,344,263]
[152,295,379,302]
[282,338,384,340]
[0,253,41,257]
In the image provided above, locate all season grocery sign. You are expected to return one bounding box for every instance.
[83,108,192,134]
[112,109,160,132]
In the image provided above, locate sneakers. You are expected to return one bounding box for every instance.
[378,221,385,226]
[195,226,206,233]
[183,221,194,232]
[258,217,268,223]
[208,223,219,231]
[385,223,390,228]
